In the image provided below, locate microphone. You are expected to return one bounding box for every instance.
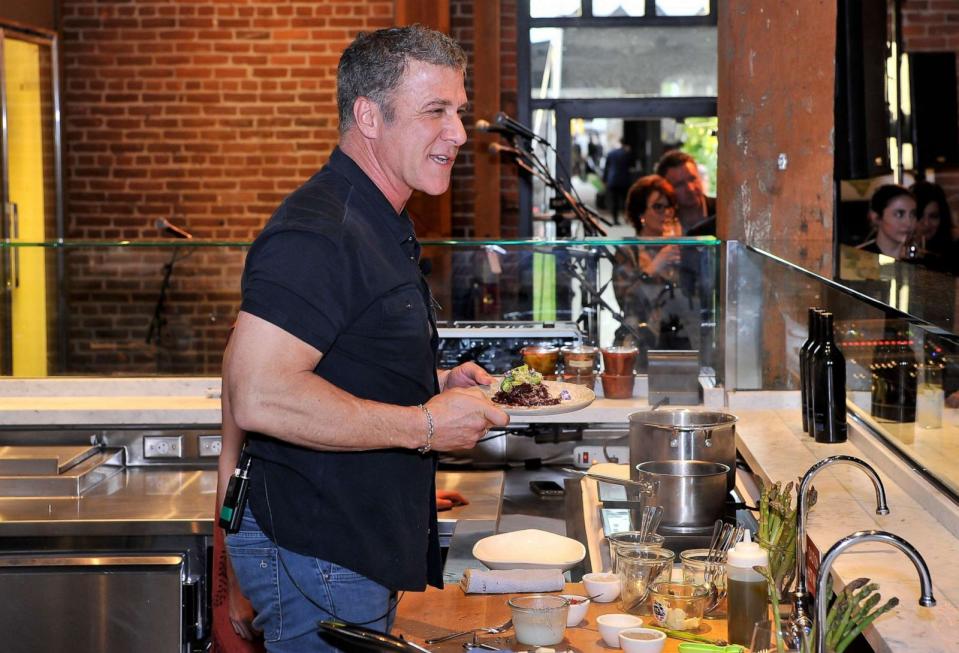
[487,141,525,156]
[156,218,193,239]
[475,112,547,143]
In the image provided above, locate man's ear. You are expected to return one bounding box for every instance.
[353,96,379,139]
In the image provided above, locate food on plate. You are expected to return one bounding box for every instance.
[492,365,570,407]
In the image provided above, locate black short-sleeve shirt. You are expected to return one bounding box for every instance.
[240,147,443,591]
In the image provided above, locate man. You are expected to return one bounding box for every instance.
[655,149,716,236]
[223,26,509,652]
[603,141,634,224]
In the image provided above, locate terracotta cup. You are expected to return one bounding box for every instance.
[602,346,639,376]
[601,373,635,399]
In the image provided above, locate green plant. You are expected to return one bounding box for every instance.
[757,479,813,597]
[679,116,717,196]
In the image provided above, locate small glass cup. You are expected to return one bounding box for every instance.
[749,620,808,653]
[521,345,559,377]
[648,582,708,631]
[680,548,727,619]
[601,373,635,399]
[561,344,598,374]
[618,547,675,615]
[508,594,569,646]
[602,345,638,375]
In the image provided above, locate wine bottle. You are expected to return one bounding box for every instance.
[870,323,917,422]
[799,307,820,434]
[813,312,847,443]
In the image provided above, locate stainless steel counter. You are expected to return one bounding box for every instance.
[0,468,217,537]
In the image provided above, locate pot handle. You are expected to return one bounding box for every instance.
[667,427,712,447]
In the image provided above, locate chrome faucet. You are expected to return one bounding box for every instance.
[815,530,935,653]
[793,455,890,628]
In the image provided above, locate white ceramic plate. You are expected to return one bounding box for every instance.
[484,380,596,416]
[472,528,586,571]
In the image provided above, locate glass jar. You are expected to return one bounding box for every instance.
[602,345,638,375]
[680,548,726,619]
[508,594,569,646]
[607,531,666,574]
[617,547,674,615]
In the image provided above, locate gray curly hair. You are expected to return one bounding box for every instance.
[337,25,466,134]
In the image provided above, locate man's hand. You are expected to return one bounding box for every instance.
[425,387,509,452]
[436,489,469,511]
[440,361,495,391]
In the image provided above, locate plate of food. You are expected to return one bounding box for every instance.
[485,364,595,416]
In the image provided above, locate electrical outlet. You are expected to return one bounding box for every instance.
[198,435,222,457]
[571,445,630,468]
[143,435,184,459]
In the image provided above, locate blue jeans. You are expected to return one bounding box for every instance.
[226,507,397,653]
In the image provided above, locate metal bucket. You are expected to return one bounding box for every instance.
[635,460,729,530]
[628,409,738,491]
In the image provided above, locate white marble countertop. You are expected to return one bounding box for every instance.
[731,395,959,652]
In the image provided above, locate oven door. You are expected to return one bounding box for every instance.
[0,553,195,653]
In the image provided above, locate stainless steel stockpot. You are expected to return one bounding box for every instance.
[628,409,738,491]
[635,460,730,529]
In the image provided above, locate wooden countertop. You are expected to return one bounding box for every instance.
[394,582,729,653]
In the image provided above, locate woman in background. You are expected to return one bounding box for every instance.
[857,184,918,260]
[612,175,698,368]
[910,180,955,273]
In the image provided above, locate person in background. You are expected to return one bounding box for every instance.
[612,175,698,368]
[910,180,955,273]
[857,184,918,260]
[222,25,508,652]
[655,149,715,236]
[603,140,635,224]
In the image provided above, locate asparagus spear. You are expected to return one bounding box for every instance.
[835,597,900,653]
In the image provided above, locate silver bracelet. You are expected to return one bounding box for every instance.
[417,404,435,454]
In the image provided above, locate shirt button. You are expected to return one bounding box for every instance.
[407,235,414,242]
[409,256,415,262]
[405,302,412,310]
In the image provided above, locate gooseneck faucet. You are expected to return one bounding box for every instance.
[815,530,935,653]
[793,456,890,628]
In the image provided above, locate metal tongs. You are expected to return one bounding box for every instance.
[562,467,656,493]
[318,620,432,653]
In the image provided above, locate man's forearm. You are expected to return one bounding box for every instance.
[228,369,426,452]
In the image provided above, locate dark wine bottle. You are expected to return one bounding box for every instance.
[870,323,917,422]
[800,307,820,434]
[805,310,824,435]
[813,312,848,443]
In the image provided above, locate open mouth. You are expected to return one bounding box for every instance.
[429,153,455,166]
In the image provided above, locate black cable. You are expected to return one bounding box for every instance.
[260,464,403,627]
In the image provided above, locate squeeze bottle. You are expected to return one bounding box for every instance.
[725,529,769,646]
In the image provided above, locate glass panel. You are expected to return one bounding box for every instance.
[593,0,646,17]
[655,0,710,16]
[530,26,716,99]
[0,239,720,377]
[531,0,581,17]
[726,242,959,500]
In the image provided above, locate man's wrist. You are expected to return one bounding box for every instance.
[416,403,435,454]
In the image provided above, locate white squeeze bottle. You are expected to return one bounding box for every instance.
[725,529,769,646]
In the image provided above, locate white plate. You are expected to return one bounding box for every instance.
[473,528,586,571]
[485,380,596,416]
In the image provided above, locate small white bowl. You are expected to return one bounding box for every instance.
[559,593,590,626]
[619,627,666,653]
[596,613,643,647]
[582,572,621,603]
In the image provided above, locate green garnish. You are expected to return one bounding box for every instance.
[500,364,543,391]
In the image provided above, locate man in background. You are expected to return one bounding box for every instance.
[655,149,715,236]
[603,140,635,224]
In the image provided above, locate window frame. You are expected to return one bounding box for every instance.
[517,0,718,235]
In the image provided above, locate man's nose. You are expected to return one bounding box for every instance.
[446,114,467,146]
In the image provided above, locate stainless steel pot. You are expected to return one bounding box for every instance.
[635,460,729,529]
[628,409,738,491]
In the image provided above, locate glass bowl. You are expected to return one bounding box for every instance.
[649,582,708,631]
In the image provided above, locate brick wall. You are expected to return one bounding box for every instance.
[901,0,959,228]
[59,0,518,374]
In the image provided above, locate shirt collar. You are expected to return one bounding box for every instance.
[327,147,417,245]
